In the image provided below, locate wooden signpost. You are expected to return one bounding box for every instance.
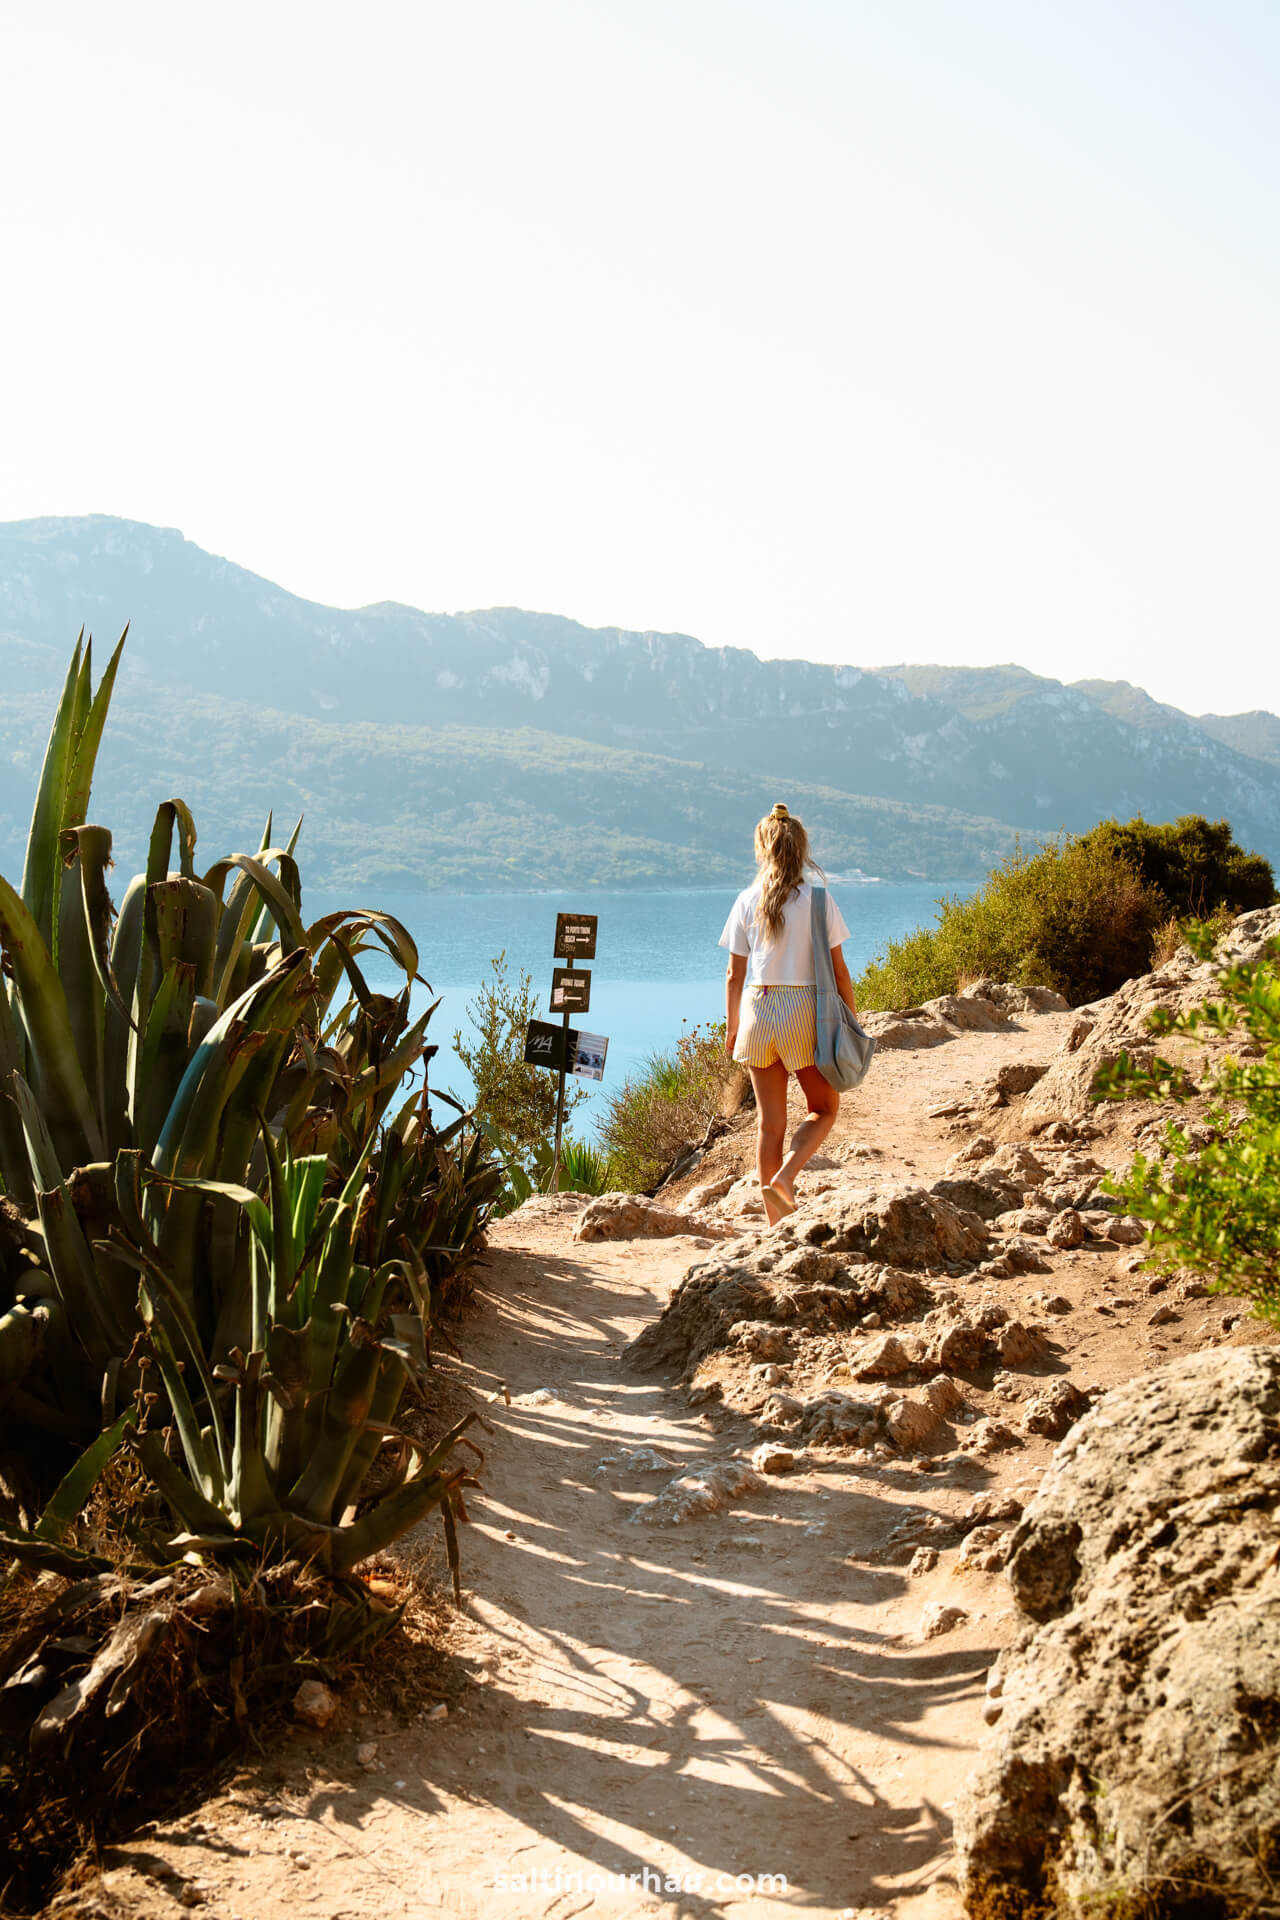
[520,912,604,1191]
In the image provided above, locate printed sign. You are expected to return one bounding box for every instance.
[555,912,598,960]
[571,1032,608,1082]
[523,1020,609,1081]
[551,966,591,1013]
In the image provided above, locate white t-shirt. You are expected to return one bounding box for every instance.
[719,881,852,987]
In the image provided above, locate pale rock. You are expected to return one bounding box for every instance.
[1107,1215,1146,1245]
[907,1546,939,1576]
[292,1680,337,1729]
[1022,1379,1091,1437]
[852,1332,919,1379]
[997,1320,1049,1366]
[728,1320,790,1361]
[960,1418,1024,1456]
[919,1602,969,1640]
[1046,1209,1085,1249]
[751,1443,795,1475]
[945,1135,997,1171]
[957,1525,1012,1574]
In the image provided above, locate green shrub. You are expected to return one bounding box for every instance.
[1095,923,1280,1325]
[1079,815,1276,920]
[451,953,586,1183]
[855,815,1277,1012]
[857,833,1160,1010]
[599,1022,742,1192]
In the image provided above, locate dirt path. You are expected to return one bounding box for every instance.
[89,1012,1245,1920]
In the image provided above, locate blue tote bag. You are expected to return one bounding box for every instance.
[811,886,876,1092]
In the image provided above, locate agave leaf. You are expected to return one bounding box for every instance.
[327,1464,464,1578]
[0,1520,114,1576]
[134,1429,236,1540]
[34,1407,136,1542]
[0,874,104,1166]
[62,633,127,860]
[0,987,35,1206]
[151,949,315,1179]
[201,851,305,958]
[109,1230,231,1491]
[56,834,108,1142]
[21,635,85,954]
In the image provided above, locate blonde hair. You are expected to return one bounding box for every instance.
[753,803,820,937]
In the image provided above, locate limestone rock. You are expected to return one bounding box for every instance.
[1021,1380,1091,1438]
[729,1320,791,1361]
[957,1347,1280,1918]
[859,1010,952,1050]
[806,1183,989,1268]
[751,1443,795,1475]
[956,1524,1012,1574]
[919,1602,969,1640]
[851,1332,919,1379]
[1045,1207,1085,1250]
[944,1134,997,1171]
[574,1193,729,1243]
[960,1417,1024,1456]
[292,1680,337,1729]
[931,1173,1024,1220]
[996,1321,1049,1366]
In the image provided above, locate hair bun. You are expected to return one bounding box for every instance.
[770,802,790,820]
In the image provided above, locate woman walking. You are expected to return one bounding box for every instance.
[720,804,862,1226]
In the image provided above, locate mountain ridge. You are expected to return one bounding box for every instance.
[2,515,1277,886]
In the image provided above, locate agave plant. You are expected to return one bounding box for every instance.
[0,634,497,1584]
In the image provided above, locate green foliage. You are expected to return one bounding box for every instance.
[1095,922,1280,1326]
[856,815,1276,1014]
[1078,815,1276,920]
[0,634,496,1590]
[452,953,586,1181]
[856,832,1161,1010]
[599,1022,740,1192]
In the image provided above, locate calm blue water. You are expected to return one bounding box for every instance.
[307,880,966,1135]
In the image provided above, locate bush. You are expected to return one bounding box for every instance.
[857,833,1160,1010]
[855,815,1277,1012]
[1079,815,1277,920]
[599,1022,744,1192]
[1095,924,1280,1326]
[451,953,586,1181]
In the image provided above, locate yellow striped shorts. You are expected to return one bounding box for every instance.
[733,985,817,1071]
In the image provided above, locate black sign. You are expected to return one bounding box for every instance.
[524,1019,575,1073]
[551,966,591,1013]
[555,912,598,960]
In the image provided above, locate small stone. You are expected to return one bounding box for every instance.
[862,1312,883,1330]
[426,1702,449,1722]
[751,1443,795,1475]
[1148,1304,1179,1327]
[919,1602,969,1640]
[356,1741,379,1768]
[907,1546,939,1576]
[1046,1209,1085,1250]
[177,1888,204,1909]
[957,1524,1012,1573]
[1107,1216,1146,1245]
[1040,1294,1073,1316]
[292,1680,337,1729]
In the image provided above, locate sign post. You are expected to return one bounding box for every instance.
[551,914,598,1191]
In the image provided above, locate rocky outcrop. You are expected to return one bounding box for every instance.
[573,1193,733,1242]
[794,1182,989,1268]
[956,1346,1280,1918]
[1021,905,1280,1127]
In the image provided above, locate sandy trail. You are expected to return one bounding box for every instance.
[92,1011,1235,1919]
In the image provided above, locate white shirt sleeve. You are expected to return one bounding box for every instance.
[825,891,852,947]
[718,892,750,956]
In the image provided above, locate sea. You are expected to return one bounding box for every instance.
[309,878,971,1137]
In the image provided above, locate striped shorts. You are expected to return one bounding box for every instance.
[733,985,817,1072]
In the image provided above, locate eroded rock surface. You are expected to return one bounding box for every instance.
[956,1345,1280,1918]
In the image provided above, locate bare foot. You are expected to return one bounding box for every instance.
[764,1182,796,1219]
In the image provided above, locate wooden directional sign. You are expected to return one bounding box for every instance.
[555,912,597,960]
[551,966,591,1013]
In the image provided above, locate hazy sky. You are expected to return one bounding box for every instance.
[3,1,1277,714]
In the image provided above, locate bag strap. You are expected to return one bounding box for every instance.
[810,886,838,993]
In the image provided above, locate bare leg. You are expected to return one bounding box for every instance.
[772,1064,840,1203]
[748,1061,789,1223]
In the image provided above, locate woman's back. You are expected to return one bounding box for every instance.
[720,880,850,985]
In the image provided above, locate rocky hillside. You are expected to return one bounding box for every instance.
[4,515,1280,878]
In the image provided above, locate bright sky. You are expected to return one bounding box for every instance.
[3,1,1277,715]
